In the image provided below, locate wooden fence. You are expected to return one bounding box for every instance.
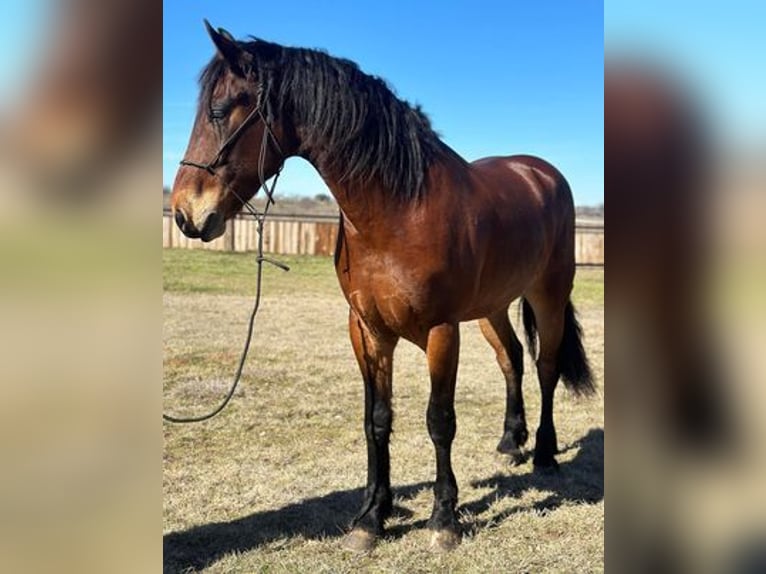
[163,211,604,266]
[574,222,605,267]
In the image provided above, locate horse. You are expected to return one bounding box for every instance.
[171,21,594,552]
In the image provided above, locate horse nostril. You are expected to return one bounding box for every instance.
[174,210,186,230]
[174,209,202,239]
[200,211,219,238]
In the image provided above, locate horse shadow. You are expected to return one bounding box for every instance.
[458,427,604,532]
[163,427,603,573]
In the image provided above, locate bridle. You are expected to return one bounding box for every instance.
[164,85,289,424]
[179,85,284,207]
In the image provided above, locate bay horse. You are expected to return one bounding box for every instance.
[171,22,594,552]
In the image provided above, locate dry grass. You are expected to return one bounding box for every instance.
[163,250,604,573]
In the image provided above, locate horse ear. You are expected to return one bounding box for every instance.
[203,19,245,76]
[218,27,236,42]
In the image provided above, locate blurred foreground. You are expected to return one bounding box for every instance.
[0,1,160,572]
[607,2,766,571]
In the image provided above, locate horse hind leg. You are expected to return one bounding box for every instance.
[479,309,528,464]
[522,295,565,469]
[522,294,594,470]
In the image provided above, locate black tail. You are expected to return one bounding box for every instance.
[521,298,538,359]
[520,298,596,396]
[558,301,596,395]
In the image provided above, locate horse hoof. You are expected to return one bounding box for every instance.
[497,427,528,455]
[342,528,377,553]
[509,449,529,466]
[533,455,560,472]
[498,446,528,466]
[496,435,516,454]
[429,528,460,552]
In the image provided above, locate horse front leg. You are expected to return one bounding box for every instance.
[342,309,398,553]
[425,322,461,551]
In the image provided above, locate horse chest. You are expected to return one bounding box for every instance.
[336,254,436,341]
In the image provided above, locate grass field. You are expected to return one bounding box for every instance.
[163,249,604,573]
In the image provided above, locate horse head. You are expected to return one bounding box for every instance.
[171,21,293,241]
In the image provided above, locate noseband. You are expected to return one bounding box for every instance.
[179,87,284,206]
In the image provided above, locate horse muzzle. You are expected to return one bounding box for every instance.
[174,209,225,242]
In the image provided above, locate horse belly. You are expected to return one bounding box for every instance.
[460,270,533,320]
[459,231,548,321]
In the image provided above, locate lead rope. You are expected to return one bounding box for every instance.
[163,122,288,423]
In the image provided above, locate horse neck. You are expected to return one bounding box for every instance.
[294,139,407,233]
[286,118,465,234]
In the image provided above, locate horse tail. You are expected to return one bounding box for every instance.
[558,301,596,395]
[520,297,538,359]
[520,298,595,396]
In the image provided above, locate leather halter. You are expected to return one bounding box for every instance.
[179,86,284,205]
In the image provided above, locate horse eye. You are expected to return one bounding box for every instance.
[209,93,247,122]
[209,107,227,120]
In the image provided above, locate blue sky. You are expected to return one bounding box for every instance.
[164,1,604,204]
[606,1,766,149]
[1,2,761,206]
[0,1,50,103]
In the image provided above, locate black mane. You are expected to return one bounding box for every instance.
[199,39,467,201]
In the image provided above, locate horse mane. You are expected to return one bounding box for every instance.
[199,39,467,201]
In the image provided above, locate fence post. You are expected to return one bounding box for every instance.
[225,218,236,251]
